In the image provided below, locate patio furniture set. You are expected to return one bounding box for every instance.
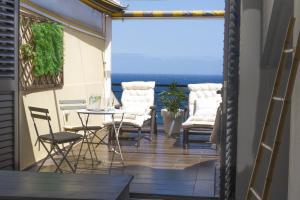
[28,81,221,173]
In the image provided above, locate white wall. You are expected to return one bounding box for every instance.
[19,3,108,169]
[237,0,293,199]
[236,1,262,198]
[104,16,112,105]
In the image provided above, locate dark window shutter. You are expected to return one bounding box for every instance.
[0,0,19,170]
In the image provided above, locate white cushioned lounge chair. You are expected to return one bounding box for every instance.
[182,83,222,148]
[104,81,157,147]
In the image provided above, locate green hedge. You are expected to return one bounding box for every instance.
[31,22,64,77]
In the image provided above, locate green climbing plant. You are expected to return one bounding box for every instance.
[31,22,64,77]
[20,43,34,61]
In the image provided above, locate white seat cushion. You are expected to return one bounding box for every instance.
[194,98,219,122]
[103,114,151,128]
[122,107,148,116]
[188,83,222,117]
[122,81,155,90]
[182,115,215,128]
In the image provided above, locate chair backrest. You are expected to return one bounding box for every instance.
[121,81,155,115]
[28,106,54,140]
[188,83,222,117]
[59,100,87,126]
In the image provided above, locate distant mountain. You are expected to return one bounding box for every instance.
[112,53,223,75]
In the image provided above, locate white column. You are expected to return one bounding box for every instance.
[104,15,112,106]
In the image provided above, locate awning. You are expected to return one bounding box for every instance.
[112,10,225,19]
[81,0,126,15]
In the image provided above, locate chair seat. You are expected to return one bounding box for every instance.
[182,116,214,129]
[63,125,102,132]
[39,132,82,144]
[103,114,151,128]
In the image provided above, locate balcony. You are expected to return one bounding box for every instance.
[0,1,225,199]
[27,124,220,199]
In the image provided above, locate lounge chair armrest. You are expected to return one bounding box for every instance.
[150,105,156,110]
[150,106,157,117]
[183,106,189,120]
[184,106,189,112]
[114,104,122,109]
[149,105,157,135]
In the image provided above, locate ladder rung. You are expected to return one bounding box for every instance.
[261,142,273,152]
[250,187,262,200]
[284,48,295,53]
[272,96,285,101]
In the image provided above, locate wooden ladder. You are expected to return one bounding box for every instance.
[245,17,300,200]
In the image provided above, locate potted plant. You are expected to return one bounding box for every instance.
[159,82,187,136]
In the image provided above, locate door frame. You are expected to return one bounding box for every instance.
[14,0,20,171]
[220,0,240,199]
[11,0,242,196]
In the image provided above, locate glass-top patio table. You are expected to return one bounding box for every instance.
[75,108,125,171]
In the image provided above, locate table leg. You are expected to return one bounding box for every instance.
[111,113,125,166]
[76,113,99,170]
[84,115,95,163]
[82,132,99,161]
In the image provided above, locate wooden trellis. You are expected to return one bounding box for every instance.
[19,12,63,92]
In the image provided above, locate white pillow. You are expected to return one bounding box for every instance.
[122,106,147,116]
[194,98,219,121]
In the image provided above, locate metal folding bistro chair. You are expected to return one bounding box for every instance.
[59,100,103,134]
[59,100,104,162]
[28,106,82,173]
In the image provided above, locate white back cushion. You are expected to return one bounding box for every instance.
[188,83,222,117]
[121,81,155,115]
[194,98,219,122]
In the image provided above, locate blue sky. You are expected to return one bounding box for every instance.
[112,0,224,75]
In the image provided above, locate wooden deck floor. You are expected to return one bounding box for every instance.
[32,128,220,199]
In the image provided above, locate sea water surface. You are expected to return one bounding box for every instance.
[112,73,223,124]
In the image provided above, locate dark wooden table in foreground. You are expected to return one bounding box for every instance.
[0,171,133,200]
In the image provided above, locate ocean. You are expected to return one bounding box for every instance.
[112,73,223,124]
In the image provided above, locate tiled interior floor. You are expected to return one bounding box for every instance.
[31,128,220,198]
